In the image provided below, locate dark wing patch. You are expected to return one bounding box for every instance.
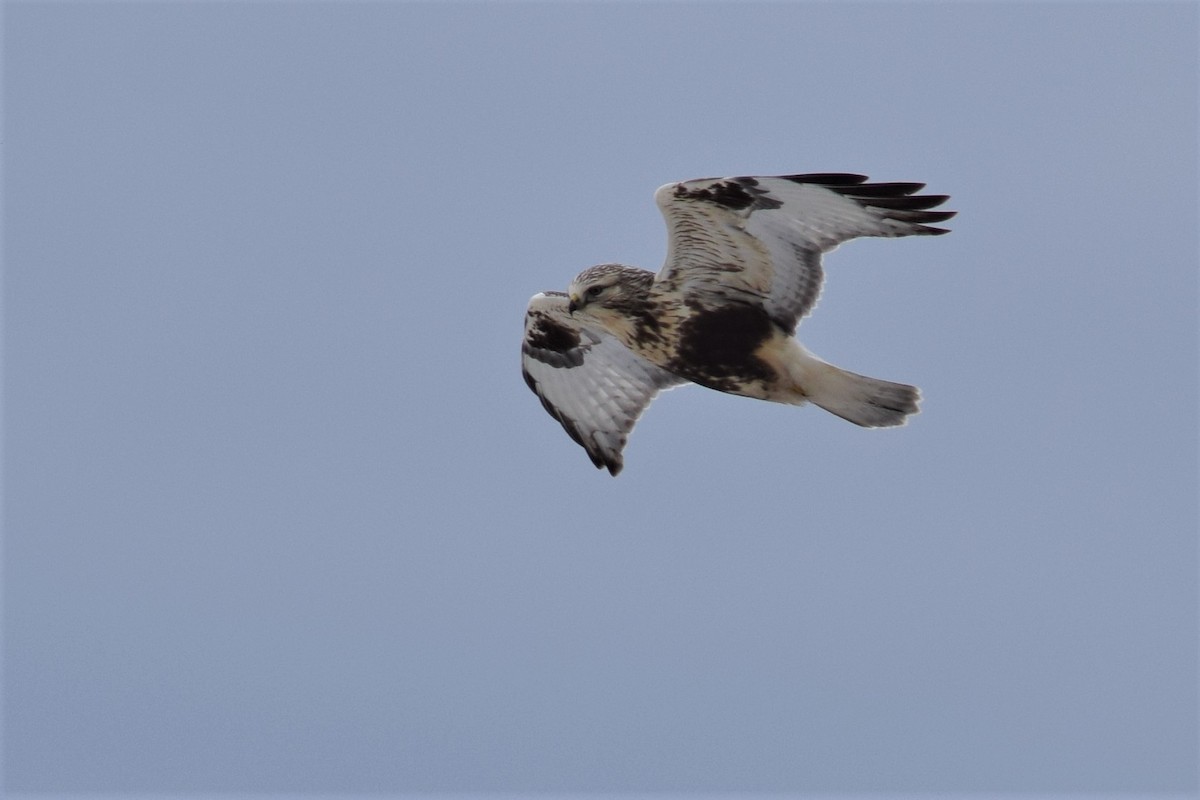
[673,177,783,212]
[524,298,586,367]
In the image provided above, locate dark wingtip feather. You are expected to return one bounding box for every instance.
[906,210,957,225]
[862,194,949,211]
[781,172,869,186]
[840,182,927,198]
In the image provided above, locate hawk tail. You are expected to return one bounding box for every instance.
[805,362,920,428]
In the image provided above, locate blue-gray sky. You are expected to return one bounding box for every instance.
[3,1,1197,795]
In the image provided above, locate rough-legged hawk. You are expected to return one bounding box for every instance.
[522,173,954,475]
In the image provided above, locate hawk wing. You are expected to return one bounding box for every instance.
[522,292,687,476]
[654,173,955,332]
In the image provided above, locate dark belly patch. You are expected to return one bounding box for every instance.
[671,303,776,390]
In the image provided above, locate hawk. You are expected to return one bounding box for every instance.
[521,173,954,475]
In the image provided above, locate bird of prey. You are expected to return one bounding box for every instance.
[521,173,954,475]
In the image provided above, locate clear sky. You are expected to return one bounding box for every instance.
[3,1,1197,795]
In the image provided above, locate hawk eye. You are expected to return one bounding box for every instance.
[585,285,604,300]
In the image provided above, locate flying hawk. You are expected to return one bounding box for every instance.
[521,173,954,475]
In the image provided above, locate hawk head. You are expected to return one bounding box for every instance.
[567,263,653,317]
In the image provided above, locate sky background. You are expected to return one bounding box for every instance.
[3,1,1197,796]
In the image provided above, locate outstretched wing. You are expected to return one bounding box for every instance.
[654,173,955,333]
[522,292,686,475]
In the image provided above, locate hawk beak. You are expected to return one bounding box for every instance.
[567,295,579,315]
